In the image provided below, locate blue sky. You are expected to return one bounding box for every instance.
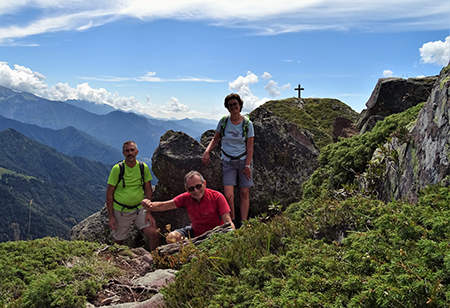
[0,1,448,120]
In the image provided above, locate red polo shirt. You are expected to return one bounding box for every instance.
[173,188,230,236]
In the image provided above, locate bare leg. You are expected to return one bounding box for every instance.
[142,226,159,251]
[239,187,250,221]
[114,239,124,245]
[224,185,235,220]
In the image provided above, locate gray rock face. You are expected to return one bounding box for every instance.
[372,65,450,202]
[358,76,438,134]
[249,106,319,213]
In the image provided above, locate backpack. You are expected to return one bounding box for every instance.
[220,114,249,139]
[117,161,145,190]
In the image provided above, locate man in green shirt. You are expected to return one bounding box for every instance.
[106,141,158,250]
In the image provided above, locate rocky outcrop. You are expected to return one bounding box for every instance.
[333,116,359,141]
[249,106,319,211]
[152,105,320,222]
[371,64,449,202]
[357,76,438,134]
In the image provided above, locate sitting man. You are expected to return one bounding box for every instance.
[141,170,235,243]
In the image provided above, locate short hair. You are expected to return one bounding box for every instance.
[224,93,244,112]
[122,140,137,151]
[184,170,205,186]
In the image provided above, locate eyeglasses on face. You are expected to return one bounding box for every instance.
[187,183,203,192]
[227,102,238,108]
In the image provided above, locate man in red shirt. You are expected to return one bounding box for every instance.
[141,170,235,243]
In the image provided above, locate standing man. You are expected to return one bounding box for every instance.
[141,170,235,243]
[106,141,159,250]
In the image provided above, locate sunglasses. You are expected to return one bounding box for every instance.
[227,102,238,108]
[187,183,203,192]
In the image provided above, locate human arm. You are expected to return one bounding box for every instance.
[141,199,178,212]
[106,184,117,230]
[221,212,235,230]
[202,131,221,166]
[144,181,153,201]
[242,136,254,179]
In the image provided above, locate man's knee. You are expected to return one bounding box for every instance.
[142,226,158,236]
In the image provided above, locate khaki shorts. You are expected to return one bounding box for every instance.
[113,208,150,241]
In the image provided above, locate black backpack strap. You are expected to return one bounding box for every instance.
[139,161,146,191]
[117,161,125,187]
[222,150,247,160]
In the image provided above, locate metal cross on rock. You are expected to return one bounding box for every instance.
[295,84,304,99]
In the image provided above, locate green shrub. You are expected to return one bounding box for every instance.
[302,103,425,199]
[162,186,450,307]
[0,238,120,307]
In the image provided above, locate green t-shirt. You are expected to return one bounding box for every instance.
[107,160,152,211]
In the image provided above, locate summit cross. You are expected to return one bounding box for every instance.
[295,84,304,99]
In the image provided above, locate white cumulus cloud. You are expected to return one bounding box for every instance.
[228,71,269,112]
[0,62,47,93]
[264,80,281,97]
[383,70,394,77]
[0,62,145,112]
[163,97,190,112]
[262,72,272,80]
[420,36,450,67]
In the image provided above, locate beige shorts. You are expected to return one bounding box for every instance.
[113,208,151,241]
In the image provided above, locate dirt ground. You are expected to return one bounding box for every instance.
[88,246,158,307]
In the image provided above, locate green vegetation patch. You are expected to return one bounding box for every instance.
[261,98,359,149]
[302,102,425,199]
[0,167,36,181]
[162,185,450,307]
[0,238,120,308]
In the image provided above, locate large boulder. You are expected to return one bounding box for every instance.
[357,76,438,134]
[371,64,449,202]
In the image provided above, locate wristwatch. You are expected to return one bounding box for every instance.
[245,165,251,169]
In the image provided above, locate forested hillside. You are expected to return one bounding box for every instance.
[0,115,122,164]
[0,129,110,242]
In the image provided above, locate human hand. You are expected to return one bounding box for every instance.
[108,216,117,231]
[242,165,252,180]
[141,198,151,209]
[202,152,210,166]
[145,211,156,227]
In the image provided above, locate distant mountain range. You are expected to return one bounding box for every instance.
[0,85,216,162]
[0,128,110,242]
[0,114,122,164]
